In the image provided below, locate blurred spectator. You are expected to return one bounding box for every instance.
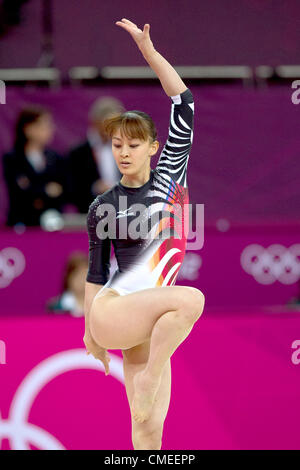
[67,96,124,213]
[46,252,89,317]
[0,0,29,37]
[2,105,67,227]
[287,279,300,310]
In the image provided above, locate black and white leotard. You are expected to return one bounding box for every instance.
[86,87,194,295]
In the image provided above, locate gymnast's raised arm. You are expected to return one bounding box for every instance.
[115,18,187,97]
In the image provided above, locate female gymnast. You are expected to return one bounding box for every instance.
[83,18,205,450]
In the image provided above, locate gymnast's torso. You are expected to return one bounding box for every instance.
[86,87,194,295]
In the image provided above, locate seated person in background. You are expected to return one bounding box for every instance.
[46,252,88,317]
[2,105,67,226]
[67,96,124,213]
[287,279,300,309]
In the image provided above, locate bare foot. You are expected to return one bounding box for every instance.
[131,370,161,423]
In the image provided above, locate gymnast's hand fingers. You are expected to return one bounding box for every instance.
[115,19,142,36]
[103,359,110,375]
[143,23,150,35]
[104,352,111,375]
[120,18,137,28]
[115,20,138,33]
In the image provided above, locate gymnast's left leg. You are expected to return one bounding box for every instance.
[122,340,171,450]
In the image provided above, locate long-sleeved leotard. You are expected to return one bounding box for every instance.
[86,87,194,295]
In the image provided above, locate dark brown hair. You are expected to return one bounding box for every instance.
[103,110,158,143]
[14,105,50,151]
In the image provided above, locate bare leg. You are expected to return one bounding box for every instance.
[89,285,205,422]
[131,297,204,423]
[89,285,204,351]
[122,340,171,450]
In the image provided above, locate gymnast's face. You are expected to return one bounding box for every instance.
[112,128,159,175]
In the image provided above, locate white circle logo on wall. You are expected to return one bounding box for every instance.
[240,244,300,285]
[0,248,25,288]
[0,349,124,450]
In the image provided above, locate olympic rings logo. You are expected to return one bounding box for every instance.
[0,349,124,450]
[0,248,25,288]
[240,244,300,285]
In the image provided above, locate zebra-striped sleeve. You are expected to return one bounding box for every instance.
[156,87,194,188]
[86,196,111,285]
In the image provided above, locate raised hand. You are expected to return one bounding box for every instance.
[115,18,154,53]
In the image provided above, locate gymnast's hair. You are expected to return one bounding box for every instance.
[103,110,158,143]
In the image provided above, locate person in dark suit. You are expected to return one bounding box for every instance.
[2,105,67,226]
[67,96,124,213]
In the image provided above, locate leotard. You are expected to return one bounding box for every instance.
[86,87,194,295]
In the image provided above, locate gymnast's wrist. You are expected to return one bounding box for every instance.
[140,43,156,60]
